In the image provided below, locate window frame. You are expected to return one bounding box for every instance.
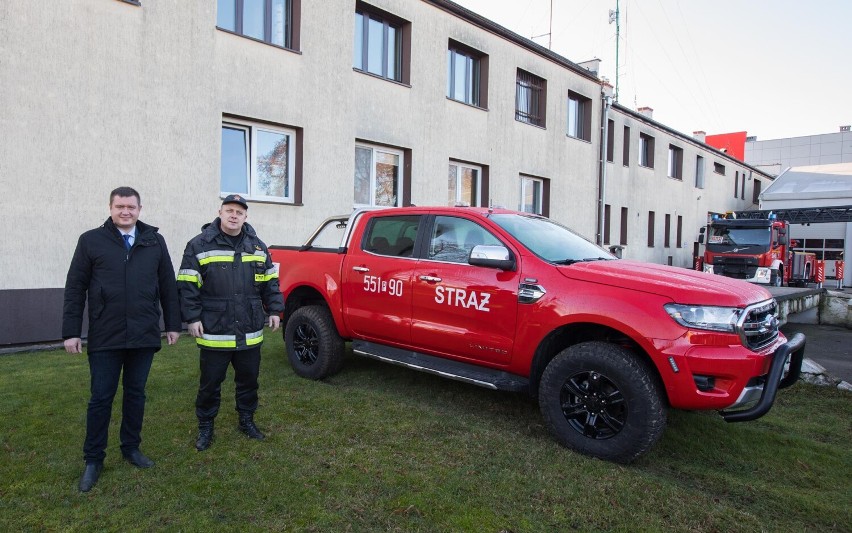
[622,126,630,167]
[714,162,726,175]
[354,142,406,208]
[695,155,705,189]
[448,161,482,207]
[447,40,488,108]
[752,179,762,204]
[667,144,683,180]
[353,2,409,84]
[220,118,298,204]
[647,211,655,247]
[515,69,547,128]
[605,119,615,162]
[620,207,628,245]
[216,0,299,51]
[520,174,550,216]
[639,132,655,168]
[567,91,592,141]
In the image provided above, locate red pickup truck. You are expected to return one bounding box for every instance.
[270,207,804,463]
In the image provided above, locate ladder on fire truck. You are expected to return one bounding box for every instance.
[729,205,852,224]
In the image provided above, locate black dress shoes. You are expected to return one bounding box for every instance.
[123,449,155,468]
[78,463,103,493]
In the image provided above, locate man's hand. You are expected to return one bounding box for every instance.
[187,321,204,338]
[64,337,83,354]
[268,315,281,332]
[166,331,180,345]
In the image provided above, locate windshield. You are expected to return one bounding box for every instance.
[706,226,771,253]
[490,214,614,264]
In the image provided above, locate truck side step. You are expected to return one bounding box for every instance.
[351,340,529,392]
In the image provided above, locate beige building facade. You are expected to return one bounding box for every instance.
[0,0,771,345]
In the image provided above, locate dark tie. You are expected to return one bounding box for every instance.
[123,234,132,251]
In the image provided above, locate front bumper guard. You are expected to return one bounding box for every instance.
[720,333,806,422]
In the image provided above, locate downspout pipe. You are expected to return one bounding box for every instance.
[597,93,612,245]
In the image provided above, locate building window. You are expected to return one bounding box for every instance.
[753,179,762,204]
[606,120,615,162]
[354,143,404,207]
[622,126,630,167]
[515,69,546,127]
[676,215,683,247]
[603,204,611,245]
[647,211,655,247]
[714,162,726,175]
[448,162,481,206]
[667,145,683,179]
[639,133,655,168]
[695,155,705,189]
[620,207,628,245]
[520,175,549,216]
[217,0,298,50]
[221,119,297,203]
[741,170,746,199]
[447,41,487,108]
[567,91,592,141]
[664,214,671,247]
[354,2,409,83]
[734,171,739,198]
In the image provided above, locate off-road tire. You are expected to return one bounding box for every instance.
[284,305,345,380]
[539,341,667,463]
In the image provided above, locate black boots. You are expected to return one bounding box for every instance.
[196,415,264,450]
[238,413,265,440]
[195,419,214,451]
[78,462,103,492]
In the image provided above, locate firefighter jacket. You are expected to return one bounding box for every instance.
[177,218,284,351]
[62,218,182,352]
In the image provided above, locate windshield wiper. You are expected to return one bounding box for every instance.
[553,257,611,265]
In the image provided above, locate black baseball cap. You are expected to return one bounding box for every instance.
[221,194,248,210]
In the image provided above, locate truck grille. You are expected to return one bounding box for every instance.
[713,256,759,279]
[737,300,779,350]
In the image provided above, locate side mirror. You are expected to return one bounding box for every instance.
[778,234,788,246]
[469,245,516,271]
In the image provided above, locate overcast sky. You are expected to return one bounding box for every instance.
[453,0,852,141]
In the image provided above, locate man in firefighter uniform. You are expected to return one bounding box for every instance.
[177,194,285,451]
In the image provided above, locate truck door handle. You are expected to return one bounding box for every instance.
[419,275,442,282]
[353,266,369,272]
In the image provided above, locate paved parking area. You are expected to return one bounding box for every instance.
[782,323,852,383]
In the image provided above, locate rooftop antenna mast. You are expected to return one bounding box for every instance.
[531,0,553,49]
[609,0,620,101]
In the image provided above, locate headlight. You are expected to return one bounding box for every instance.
[664,303,742,333]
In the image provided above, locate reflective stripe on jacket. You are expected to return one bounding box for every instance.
[177,218,284,351]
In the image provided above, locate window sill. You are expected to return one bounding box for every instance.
[667,176,683,181]
[515,118,546,130]
[216,27,301,55]
[353,68,411,88]
[639,164,655,170]
[566,134,592,144]
[446,97,487,111]
[219,195,301,207]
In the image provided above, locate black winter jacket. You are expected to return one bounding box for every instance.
[62,218,182,352]
[177,218,284,351]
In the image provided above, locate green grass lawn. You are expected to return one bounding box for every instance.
[1,333,850,532]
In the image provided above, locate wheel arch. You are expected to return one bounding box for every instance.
[284,285,346,334]
[527,322,668,404]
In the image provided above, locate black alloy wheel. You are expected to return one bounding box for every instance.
[559,370,626,439]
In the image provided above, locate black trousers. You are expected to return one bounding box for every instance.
[195,346,261,420]
[84,348,155,464]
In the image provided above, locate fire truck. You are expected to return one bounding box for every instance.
[698,206,852,287]
[698,213,813,286]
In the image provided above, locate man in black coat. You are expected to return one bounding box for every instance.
[177,194,284,452]
[63,186,181,493]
